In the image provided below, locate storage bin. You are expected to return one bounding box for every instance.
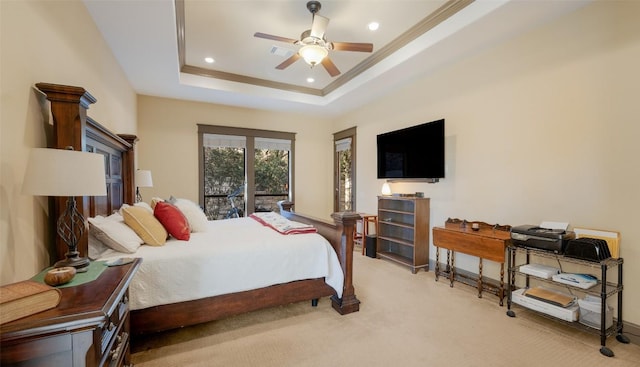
[365,235,377,258]
[578,295,613,329]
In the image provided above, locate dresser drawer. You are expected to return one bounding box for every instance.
[103,314,130,367]
[99,291,130,367]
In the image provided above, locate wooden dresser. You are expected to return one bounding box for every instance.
[433,219,511,305]
[1,258,141,367]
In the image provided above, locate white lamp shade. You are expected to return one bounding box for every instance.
[135,170,153,187]
[23,148,107,197]
[381,182,392,196]
[299,45,328,66]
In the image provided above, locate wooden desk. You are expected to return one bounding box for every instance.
[432,220,511,305]
[1,258,141,367]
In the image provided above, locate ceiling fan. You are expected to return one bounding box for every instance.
[254,1,374,77]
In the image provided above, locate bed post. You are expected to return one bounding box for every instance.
[330,211,361,314]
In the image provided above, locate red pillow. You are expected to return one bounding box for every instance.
[153,202,191,241]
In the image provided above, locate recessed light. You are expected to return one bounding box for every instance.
[306,77,315,83]
[368,22,379,31]
[205,57,215,63]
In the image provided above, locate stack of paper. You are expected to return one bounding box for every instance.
[524,287,576,308]
[512,288,579,322]
[552,273,597,289]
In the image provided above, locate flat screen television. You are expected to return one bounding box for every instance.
[377,119,445,180]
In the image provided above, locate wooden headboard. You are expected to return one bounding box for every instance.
[36,83,137,263]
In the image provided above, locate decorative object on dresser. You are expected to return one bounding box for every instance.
[0,258,141,367]
[432,218,512,305]
[0,281,61,325]
[22,147,107,272]
[377,196,430,273]
[39,82,360,338]
[134,169,153,203]
[43,267,76,286]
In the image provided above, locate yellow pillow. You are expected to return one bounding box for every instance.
[122,206,167,246]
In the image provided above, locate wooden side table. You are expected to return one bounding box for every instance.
[354,214,377,255]
[432,219,511,305]
[1,258,141,367]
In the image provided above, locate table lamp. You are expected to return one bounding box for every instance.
[135,169,153,203]
[23,147,106,271]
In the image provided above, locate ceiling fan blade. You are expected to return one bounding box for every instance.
[275,53,301,70]
[254,32,298,44]
[310,15,329,39]
[321,57,341,77]
[331,42,374,53]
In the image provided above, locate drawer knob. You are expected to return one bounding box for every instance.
[110,331,128,361]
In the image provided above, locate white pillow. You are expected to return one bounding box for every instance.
[88,233,110,260]
[88,214,144,253]
[171,198,209,232]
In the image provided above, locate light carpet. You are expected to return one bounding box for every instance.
[131,253,640,366]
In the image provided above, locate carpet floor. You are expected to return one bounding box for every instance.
[131,253,640,366]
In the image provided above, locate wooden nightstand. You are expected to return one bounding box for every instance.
[1,258,141,367]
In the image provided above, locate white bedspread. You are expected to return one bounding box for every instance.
[93,217,344,310]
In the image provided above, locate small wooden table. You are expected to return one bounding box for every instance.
[354,213,378,255]
[432,219,511,305]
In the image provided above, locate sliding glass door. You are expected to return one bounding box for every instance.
[199,125,295,220]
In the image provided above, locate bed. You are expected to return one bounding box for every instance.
[36,82,360,335]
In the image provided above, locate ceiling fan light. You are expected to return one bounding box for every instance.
[299,45,328,67]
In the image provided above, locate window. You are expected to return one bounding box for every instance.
[198,125,295,220]
[334,127,356,212]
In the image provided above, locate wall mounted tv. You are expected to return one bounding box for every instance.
[377,119,445,181]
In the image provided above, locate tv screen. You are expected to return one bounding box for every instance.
[377,119,445,180]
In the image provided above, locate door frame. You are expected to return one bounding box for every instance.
[333,127,357,212]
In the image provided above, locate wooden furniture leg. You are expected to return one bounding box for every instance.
[449,251,455,288]
[499,263,505,306]
[435,247,440,281]
[478,258,483,298]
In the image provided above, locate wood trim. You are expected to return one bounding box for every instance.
[333,127,356,212]
[175,0,473,96]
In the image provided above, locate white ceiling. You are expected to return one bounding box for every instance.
[83,0,590,117]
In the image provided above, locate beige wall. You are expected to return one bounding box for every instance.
[336,1,640,324]
[136,96,334,218]
[0,1,137,284]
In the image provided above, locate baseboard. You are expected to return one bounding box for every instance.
[429,259,639,346]
[624,322,640,345]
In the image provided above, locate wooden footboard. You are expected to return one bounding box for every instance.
[279,202,361,315]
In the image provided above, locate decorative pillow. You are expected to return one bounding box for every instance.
[170,197,209,232]
[154,202,191,241]
[134,201,153,213]
[121,206,168,246]
[150,197,165,210]
[88,214,143,253]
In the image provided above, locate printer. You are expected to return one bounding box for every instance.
[510,225,575,254]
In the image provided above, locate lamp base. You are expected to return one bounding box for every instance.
[54,252,90,273]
